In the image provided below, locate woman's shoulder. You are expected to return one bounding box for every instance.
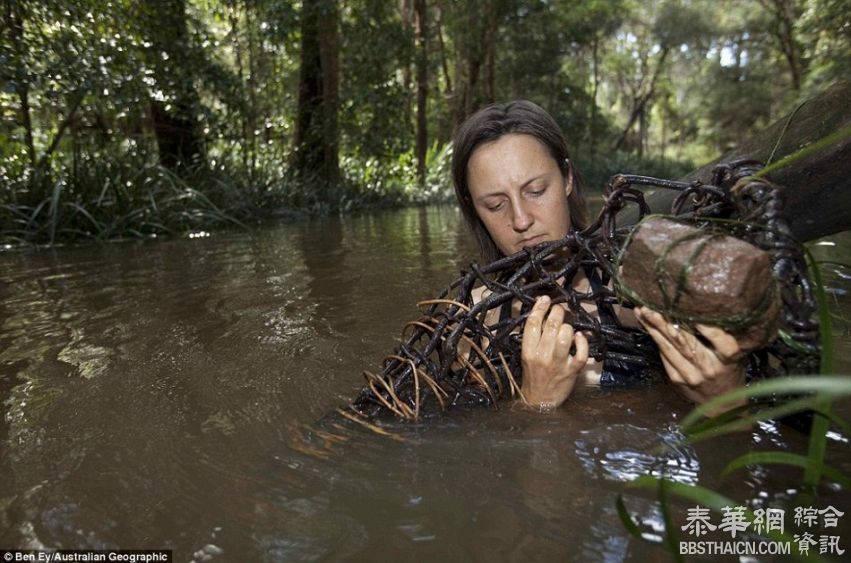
[470,284,505,326]
[471,284,489,304]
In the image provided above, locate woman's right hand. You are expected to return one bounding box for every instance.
[520,295,589,409]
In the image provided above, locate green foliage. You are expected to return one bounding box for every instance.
[616,375,851,559]
[340,0,413,160]
[0,156,250,245]
[653,0,712,49]
[576,150,694,193]
[800,0,851,94]
[1,0,848,244]
[616,247,850,558]
[339,141,453,209]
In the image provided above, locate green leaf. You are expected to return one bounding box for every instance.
[679,376,851,431]
[627,476,738,509]
[803,247,834,488]
[684,393,843,445]
[721,451,851,488]
[615,494,644,540]
[626,477,829,562]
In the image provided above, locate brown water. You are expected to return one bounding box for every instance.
[1,206,849,562]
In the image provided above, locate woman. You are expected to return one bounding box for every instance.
[451,100,747,412]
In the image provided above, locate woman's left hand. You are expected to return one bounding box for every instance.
[634,306,746,415]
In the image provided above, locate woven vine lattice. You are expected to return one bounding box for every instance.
[347,159,819,421]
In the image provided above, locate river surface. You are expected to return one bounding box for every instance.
[1,206,849,562]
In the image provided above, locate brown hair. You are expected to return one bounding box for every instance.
[451,100,588,262]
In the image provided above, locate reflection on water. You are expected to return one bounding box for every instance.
[574,423,699,484]
[0,207,849,561]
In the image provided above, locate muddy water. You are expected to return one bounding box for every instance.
[1,207,849,562]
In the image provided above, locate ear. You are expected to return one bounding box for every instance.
[564,167,574,198]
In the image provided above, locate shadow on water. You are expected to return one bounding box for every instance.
[0,208,848,561]
[297,217,352,330]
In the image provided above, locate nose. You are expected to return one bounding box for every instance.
[510,199,533,232]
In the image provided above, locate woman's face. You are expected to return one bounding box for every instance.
[467,134,573,257]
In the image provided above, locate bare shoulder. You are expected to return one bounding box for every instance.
[470,284,489,305]
[470,284,503,327]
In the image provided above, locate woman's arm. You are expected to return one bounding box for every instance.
[634,306,747,416]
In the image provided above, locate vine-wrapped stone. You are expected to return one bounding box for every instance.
[618,216,781,351]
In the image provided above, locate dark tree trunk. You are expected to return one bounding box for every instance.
[482,0,495,103]
[293,0,340,197]
[624,81,851,242]
[590,35,601,155]
[435,3,452,97]
[450,4,476,126]
[230,7,251,174]
[150,100,204,172]
[246,3,259,181]
[613,47,669,152]
[414,0,428,187]
[400,0,414,127]
[758,0,804,91]
[141,0,206,173]
[317,0,339,183]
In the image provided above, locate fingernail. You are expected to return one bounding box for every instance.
[537,295,550,304]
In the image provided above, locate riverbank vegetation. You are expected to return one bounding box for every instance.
[2,0,849,244]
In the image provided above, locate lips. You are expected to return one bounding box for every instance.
[518,235,546,247]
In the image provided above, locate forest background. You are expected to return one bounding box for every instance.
[1,0,849,244]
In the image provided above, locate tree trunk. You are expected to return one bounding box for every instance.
[294,0,340,197]
[451,3,484,126]
[482,0,496,103]
[590,35,600,155]
[613,47,669,152]
[622,80,851,242]
[317,0,340,187]
[759,0,803,91]
[414,0,428,187]
[246,3,259,181]
[400,0,414,127]
[435,3,452,96]
[230,7,251,175]
[142,0,206,173]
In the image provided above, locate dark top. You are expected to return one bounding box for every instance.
[498,268,659,387]
[587,267,658,386]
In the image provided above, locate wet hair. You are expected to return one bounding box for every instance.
[451,100,589,262]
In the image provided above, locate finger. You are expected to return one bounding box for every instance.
[635,308,675,349]
[569,331,589,370]
[639,314,703,386]
[658,353,687,385]
[637,307,682,343]
[538,303,566,354]
[659,346,703,386]
[636,307,668,330]
[639,308,704,363]
[553,322,575,364]
[666,323,704,364]
[523,296,551,351]
[696,324,744,363]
